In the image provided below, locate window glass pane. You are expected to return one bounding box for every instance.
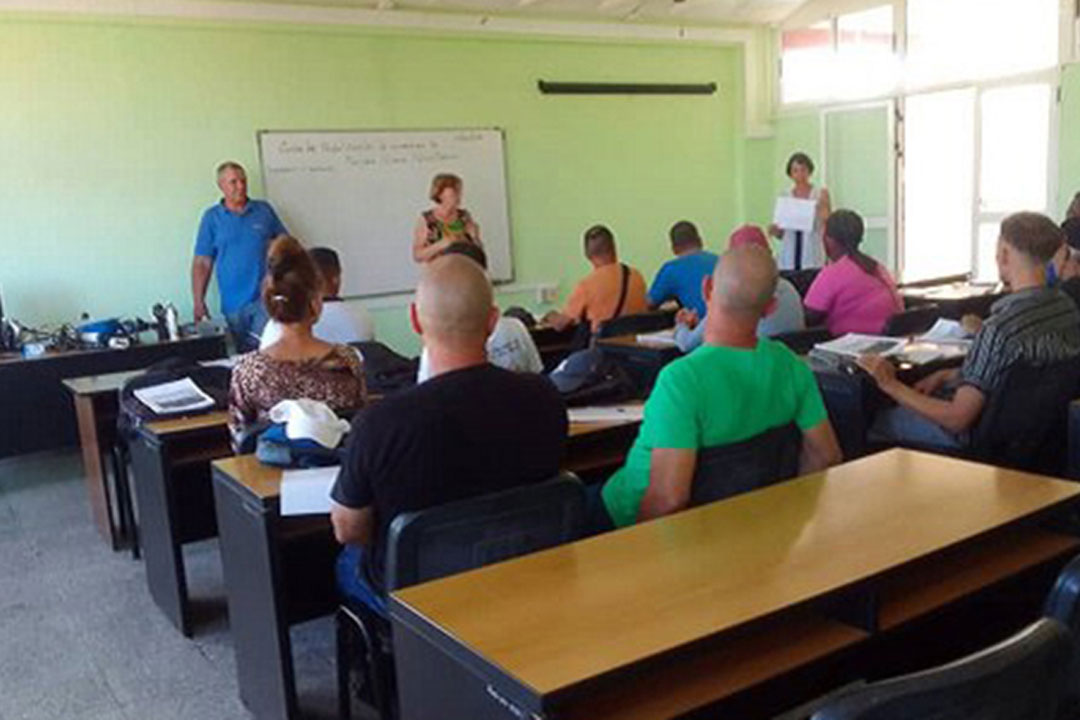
[976,222,1001,283]
[979,84,1052,214]
[906,0,1058,89]
[902,89,976,282]
[781,21,833,104]
[836,6,897,100]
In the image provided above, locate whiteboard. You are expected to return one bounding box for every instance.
[258,128,513,297]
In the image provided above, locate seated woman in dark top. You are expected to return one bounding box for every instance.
[228,235,367,449]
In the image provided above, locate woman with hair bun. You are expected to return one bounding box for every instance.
[228,235,367,448]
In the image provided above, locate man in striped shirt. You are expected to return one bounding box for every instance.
[858,212,1080,449]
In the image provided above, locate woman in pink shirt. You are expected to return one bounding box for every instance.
[804,210,903,336]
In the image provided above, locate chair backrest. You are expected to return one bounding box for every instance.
[970,357,1080,474]
[774,327,833,356]
[1044,553,1080,715]
[690,423,802,507]
[781,268,821,298]
[882,304,941,337]
[383,473,586,592]
[810,618,1071,720]
[596,310,675,339]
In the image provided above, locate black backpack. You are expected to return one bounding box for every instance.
[547,346,636,407]
[117,357,232,438]
[351,341,418,395]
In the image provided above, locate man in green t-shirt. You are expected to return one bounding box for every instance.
[598,245,842,529]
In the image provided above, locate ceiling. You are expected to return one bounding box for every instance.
[245,0,807,26]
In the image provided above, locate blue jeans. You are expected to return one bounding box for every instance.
[584,482,615,537]
[336,545,388,619]
[224,300,267,353]
[870,405,966,450]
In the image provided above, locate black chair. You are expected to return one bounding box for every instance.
[883,358,1080,476]
[809,618,1071,720]
[691,424,802,506]
[774,326,833,356]
[881,304,942,337]
[966,358,1080,475]
[596,310,675,339]
[1067,400,1080,481]
[781,268,822,299]
[1044,553,1080,719]
[336,473,587,720]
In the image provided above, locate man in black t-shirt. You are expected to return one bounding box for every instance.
[330,254,567,617]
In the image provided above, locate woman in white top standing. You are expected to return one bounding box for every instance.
[769,152,831,271]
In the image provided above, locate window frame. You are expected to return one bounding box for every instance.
[776,0,1067,284]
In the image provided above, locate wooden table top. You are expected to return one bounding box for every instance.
[391,449,1080,697]
[62,370,143,396]
[145,410,230,436]
[901,283,1001,301]
[214,416,642,501]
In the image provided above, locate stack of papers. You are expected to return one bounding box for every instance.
[280,466,339,516]
[812,333,969,367]
[568,404,645,423]
[133,378,215,415]
[916,319,972,344]
[636,329,678,347]
[812,335,907,360]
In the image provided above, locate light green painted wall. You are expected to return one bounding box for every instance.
[1059,64,1080,216]
[0,16,744,355]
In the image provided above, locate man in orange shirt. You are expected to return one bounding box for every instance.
[544,225,648,332]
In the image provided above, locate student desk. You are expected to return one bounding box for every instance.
[0,333,226,459]
[62,369,142,550]
[596,335,682,395]
[391,450,1080,720]
[210,418,642,720]
[129,411,231,636]
[902,282,1004,319]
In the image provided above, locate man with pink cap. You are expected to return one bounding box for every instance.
[673,225,805,353]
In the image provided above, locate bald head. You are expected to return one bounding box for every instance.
[415,255,496,351]
[710,246,778,319]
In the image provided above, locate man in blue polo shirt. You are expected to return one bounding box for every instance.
[648,220,718,317]
[192,161,287,351]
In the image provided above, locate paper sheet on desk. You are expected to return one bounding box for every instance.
[133,377,215,415]
[280,466,340,516]
[568,405,645,423]
[916,319,972,343]
[773,197,817,233]
[636,329,678,346]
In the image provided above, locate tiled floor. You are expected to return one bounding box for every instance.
[0,450,355,720]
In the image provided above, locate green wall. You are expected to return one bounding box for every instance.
[0,15,744,354]
[1059,64,1080,216]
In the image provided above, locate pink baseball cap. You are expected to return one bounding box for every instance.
[728,225,769,251]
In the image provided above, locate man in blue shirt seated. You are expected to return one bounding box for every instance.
[647,221,718,317]
[192,161,287,352]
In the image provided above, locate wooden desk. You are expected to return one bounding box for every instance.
[62,370,141,549]
[596,335,682,396]
[902,282,1004,319]
[391,450,1080,720]
[129,410,231,636]
[0,333,226,459]
[210,418,642,720]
